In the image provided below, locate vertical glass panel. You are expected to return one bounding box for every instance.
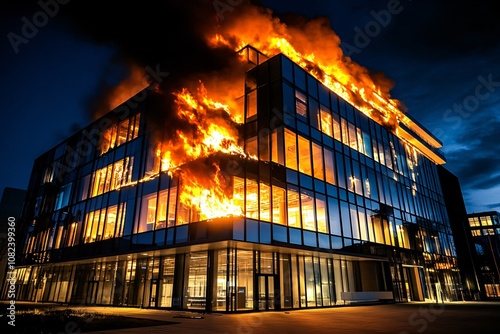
[236,250,254,310]
[295,90,308,117]
[309,98,320,129]
[246,90,257,118]
[332,113,341,142]
[167,186,177,227]
[284,129,298,170]
[298,135,312,176]
[320,258,331,306]
[103,205,118,239]
[336,152,346,189]
[160,256,175,307]
[272,128,284,165]
[156,189,168,230]
[299,256,306,307]
[349,204,360,239]
[287,187,301,228]
[305,257,316,307]
[213,250,227,311]
[328,197,341,236]
[246,179,259,219]
[316,194,328,233]
[138,193,157,233]
[320,107,333,137]
[272,185,287,225]
[246,136,258,158]
[233,177,245,215]
[187,252,207,309]
[341,118,349,146]
[340,201,351,238]
[312,143,324,181]
[260,183,271,222]
[301,190,316,231]
[324,148,336,185]
[358,208,368,241]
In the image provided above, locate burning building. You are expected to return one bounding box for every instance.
[4,3,460,311]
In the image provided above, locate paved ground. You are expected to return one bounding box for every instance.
[6,301,500,334]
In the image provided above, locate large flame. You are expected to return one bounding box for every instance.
[209,5,404,130]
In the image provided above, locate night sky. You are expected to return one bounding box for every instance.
[1,0,499,213]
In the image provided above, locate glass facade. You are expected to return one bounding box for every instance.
[3,50,461,310]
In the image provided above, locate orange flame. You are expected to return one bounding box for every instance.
[209,5,404,129]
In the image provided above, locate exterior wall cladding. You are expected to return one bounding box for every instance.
[5,49,461,311]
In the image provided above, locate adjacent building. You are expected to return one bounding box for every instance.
[3,47,461,311]
[466,211,500,298]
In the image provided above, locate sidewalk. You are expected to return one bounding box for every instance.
[6,301,500,334]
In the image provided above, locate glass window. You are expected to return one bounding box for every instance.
[103,205,118,239]
[260,183,271,222]
[285,129,297,170]
[301,190,316,231]
[287,187,301,228]
[272,185,287,225]
[156,189,168,229]
[320,107,333,137]
[309,98,320,129]
[324,148,336,185]
[312,143,324,180]
[187,252,208,310]
[341,118,349,146]
[295,90,308,117]
[246,136,258,158]
[316,194,328,233]
[167,186,177,227]
[246,179,259,219]
[272,128,285,165]
[332,113,341,142]
[348,123,358,150]
[298,135,312,175]
[138,193,157,233]
[246,90,257,118]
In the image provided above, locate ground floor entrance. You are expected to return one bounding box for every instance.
[5,243,459,311]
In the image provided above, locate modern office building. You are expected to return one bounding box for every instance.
[466,211,500,298]
[4,47,461,311]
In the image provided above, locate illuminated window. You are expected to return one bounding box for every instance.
[246,179,259,219]
[156,189,168,230]
[271,128,284,165]
[316,194,327,233]
[260,183,271,222]
[103,205,118,239]
[320,107,333,136]
[246,90,257,118]
[312,143,324,181]
[167,186,177,227]
[233,177,245,216]
[301,190,315,231]
[295,90,307,117]
[348,123,358,150]
[91,157,134,197]
[246,136,258,158]
[332,114,341,142]
[138,193,157,233]
[341,118,349,146]
[99,114,140,155]
[469,217,480,227]
[272,185,287,225]
[324,148,336,185]
[54,183,72,211]
[298,135,312,175]
[287,187,300,228]
[284,129,297,170]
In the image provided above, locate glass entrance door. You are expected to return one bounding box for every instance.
[258,275,275,310]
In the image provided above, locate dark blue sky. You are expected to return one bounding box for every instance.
[1,0,499,213]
